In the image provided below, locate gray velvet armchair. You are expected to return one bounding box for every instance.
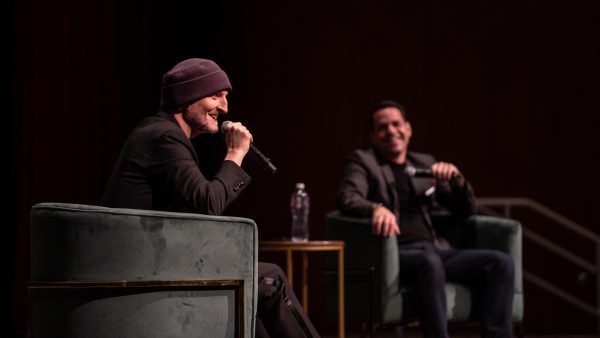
[326,210,523,335]
[29,203,258,338]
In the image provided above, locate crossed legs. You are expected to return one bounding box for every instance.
[398,241,514,338]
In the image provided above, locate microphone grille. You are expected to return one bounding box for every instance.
[220,120,233,134]
[404,166,417,177]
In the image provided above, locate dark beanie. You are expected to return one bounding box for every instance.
[160,58,232,108]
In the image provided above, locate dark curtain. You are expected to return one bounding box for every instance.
[8,0,600,336]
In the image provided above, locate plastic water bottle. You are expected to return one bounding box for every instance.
[290,182,310,242]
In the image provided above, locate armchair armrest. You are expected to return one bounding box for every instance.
[30,202,259,338]
[326,210,380,268]
[326,210,400,303]
[433,213,522,253]
[468,215,523,297]
[433,213,523,319]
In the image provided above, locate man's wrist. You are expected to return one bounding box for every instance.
[372,202,383,214]
[224,149,246,167]
[451,173,466,188]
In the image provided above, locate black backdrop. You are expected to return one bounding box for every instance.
[6,0,600,336]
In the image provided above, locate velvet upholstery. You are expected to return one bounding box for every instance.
[326,211,523,326]
[30,202,258,338]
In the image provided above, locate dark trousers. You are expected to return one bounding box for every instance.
[398,241,515,338]
[255,262,320,338]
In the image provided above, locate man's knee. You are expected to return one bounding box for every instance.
[418,251,445,281]
[258,262,287,300]
[489,251,515,280]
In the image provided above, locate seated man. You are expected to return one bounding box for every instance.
[336,100,514,338]
[102,58,319,338]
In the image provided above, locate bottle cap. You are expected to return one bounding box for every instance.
[295,182,305,190]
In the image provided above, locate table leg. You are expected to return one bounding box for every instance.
[286,250,293,286]
[302,251,308,312]
[338,249,345,338]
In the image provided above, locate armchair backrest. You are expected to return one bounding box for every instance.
[30,202,258,338]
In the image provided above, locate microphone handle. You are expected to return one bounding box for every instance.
[414,168,433,177]
[248,144,278,175]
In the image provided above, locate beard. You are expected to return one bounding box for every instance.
[183,109,218,135]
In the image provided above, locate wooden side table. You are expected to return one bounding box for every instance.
[259,240,345,338]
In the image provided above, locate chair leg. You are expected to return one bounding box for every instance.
[360,322,367,338]
[360,321,380,338]
[514,321,524,338]
[355,266,382,338]
[368,266,376,338]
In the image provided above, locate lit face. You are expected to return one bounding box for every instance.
[183,90,229,137]
[370,107,412,161]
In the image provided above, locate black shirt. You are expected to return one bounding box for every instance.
[389,162,434,244]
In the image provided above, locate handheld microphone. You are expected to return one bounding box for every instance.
[405,166,436,197]
[221,120,278,175]
[404,166,433,177]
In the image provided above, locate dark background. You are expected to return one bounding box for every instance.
[5,0,600,336]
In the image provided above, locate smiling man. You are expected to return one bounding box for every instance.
[102,58,320,337]
[337,100,515,338]
[102,58,251,214]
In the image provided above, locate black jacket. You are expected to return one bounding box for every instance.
[337,148,476,224]
[102,111,250,215]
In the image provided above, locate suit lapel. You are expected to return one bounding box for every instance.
[370,150,399,215]
[380,162,398,213]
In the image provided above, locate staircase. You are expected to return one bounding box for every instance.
[478,197,600,334]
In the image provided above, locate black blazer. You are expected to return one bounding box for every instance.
[102,111,250,215]
[337,148,476,225]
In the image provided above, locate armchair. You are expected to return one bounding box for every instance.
[29,203,258,338]
[326,210,523,335]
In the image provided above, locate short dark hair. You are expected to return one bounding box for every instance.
[368,100,407,131]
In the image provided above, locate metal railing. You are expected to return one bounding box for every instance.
[478,197,600,333]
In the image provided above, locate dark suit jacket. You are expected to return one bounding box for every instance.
[102,111,250,215]
[337,148,476,228]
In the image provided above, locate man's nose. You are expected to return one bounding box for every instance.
[218,98,228,114]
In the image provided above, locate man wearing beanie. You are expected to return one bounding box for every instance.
[102,58,320,338]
